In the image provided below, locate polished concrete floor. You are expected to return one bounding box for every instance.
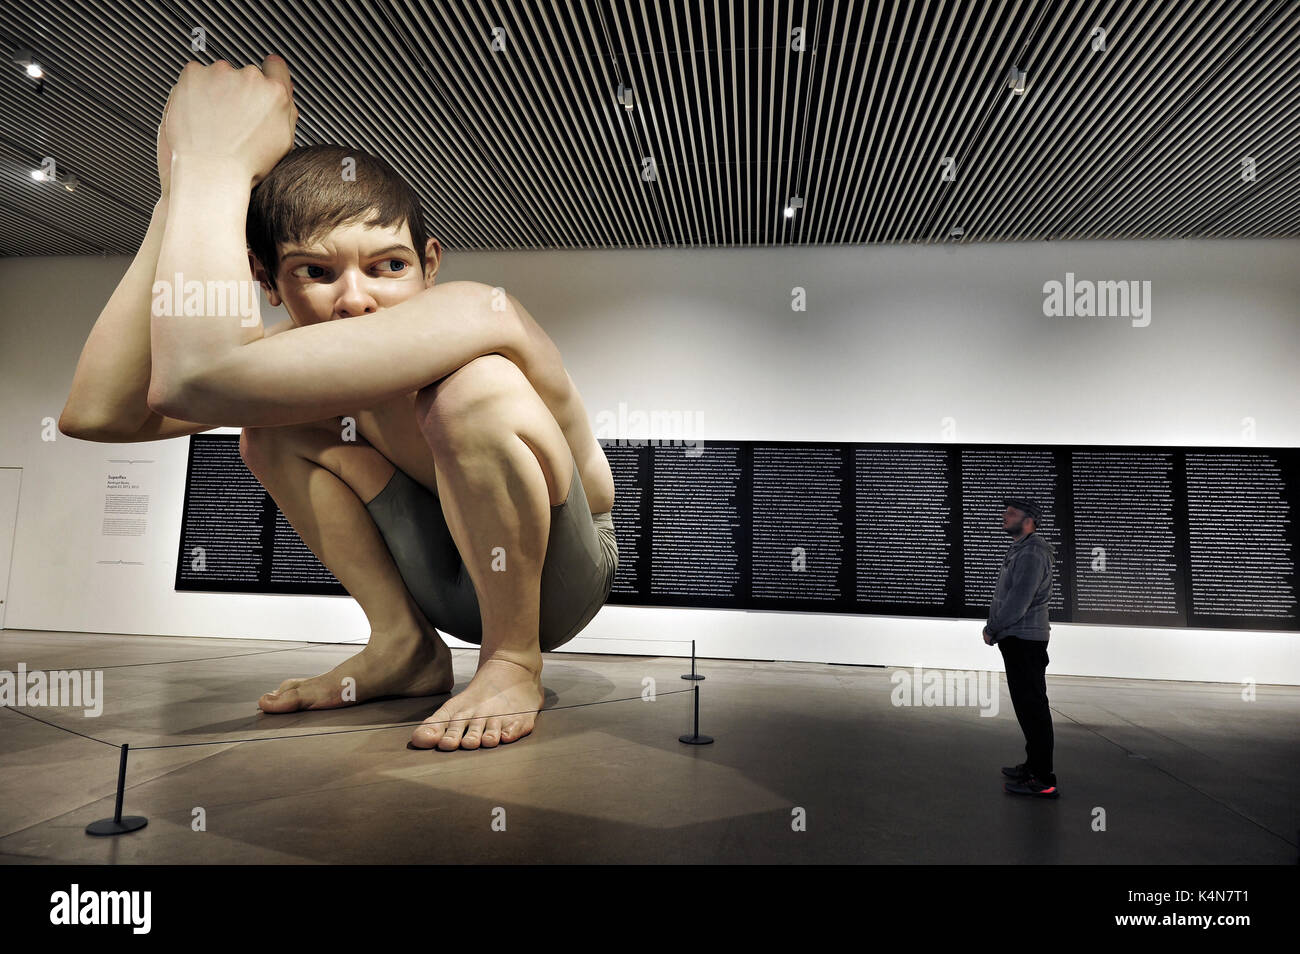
[0,629,1295,864]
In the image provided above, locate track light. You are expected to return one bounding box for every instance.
[29,167,77,190]
[784,196,804,218]
[1006,66,1026,96]
[949,226,964,239]
[12,47,43,79]
[616,83,635,110]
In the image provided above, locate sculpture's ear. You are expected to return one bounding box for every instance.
[248,250,282,307]
[423,238,443,286]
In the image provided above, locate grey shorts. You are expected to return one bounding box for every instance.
[363,454,618,653]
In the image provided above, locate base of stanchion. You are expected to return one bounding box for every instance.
[680,673,705,681]
[85,816,148,836]
[678,733,714,744]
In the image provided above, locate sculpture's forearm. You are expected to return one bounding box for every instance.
[149,280,524,426]
[151,155,266,400]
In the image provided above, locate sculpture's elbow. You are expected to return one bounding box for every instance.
[57,411,86,440]
[146,377,190,420]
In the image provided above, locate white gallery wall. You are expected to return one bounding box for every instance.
[1,237,1297,684]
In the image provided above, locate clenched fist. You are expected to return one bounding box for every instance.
[163,54,298,187]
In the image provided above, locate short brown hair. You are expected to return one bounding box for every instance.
[246,144,428,291]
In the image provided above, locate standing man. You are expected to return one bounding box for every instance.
[983,498,1059,798]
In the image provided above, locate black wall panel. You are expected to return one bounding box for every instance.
[176,436,1299,632]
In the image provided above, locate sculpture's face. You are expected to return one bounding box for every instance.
[251,219,442,327]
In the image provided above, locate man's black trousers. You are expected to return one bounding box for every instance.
[997,635,1056,786]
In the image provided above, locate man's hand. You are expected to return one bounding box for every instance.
[164,54,298,187]
[983,627,994,646]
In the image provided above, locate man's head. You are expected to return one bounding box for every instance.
[246,144,442,326]
[1001,498,1041,539]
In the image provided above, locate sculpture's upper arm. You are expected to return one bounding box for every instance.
[505,291,572,419]
[499,293,605,470]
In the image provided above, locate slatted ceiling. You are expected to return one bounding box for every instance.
[0,0,1296,259]
[592,5,666,246]
[0,151,103,255]
[1167,24,1299,238]
[388,0,565,249]
[0,194,92,256]
[1043,1,1260,241]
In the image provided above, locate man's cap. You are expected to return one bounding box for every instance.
[1003,498,1042,522]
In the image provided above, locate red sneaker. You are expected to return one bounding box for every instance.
[1004,776,1060,798]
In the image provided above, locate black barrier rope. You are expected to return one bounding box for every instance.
[2,636,704,671]
[3,705,120,748]
[1,685,698,751]
[561,635,706,683]
[0,641,349,674]
[143,687,701,750]
[564,639,696,647]
[4,641,716,836]
[1,637,713,746]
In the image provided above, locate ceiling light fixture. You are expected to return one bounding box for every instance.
[13,47,43,78]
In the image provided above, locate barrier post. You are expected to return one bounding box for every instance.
[86,743,148,836]
[678,683,714,745]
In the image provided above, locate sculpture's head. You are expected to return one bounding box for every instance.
[246,143,441,327]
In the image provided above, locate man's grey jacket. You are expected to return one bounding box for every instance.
[986,531,1054,642]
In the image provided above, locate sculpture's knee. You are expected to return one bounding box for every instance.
[239,424,291,472]
[239,420,340,472]
[415,354,524,437]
